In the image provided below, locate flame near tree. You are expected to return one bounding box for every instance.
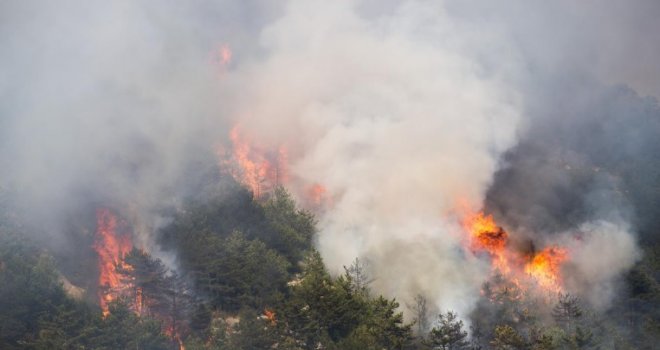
[93,208,133,316]
[219,124,332,208]
[525,246,568,292]
[219,125,288,199]
[219,124,569,295]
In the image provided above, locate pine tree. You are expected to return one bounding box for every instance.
[227,308,278,349]
[343,257,373,296]
[491,325,526,350]
[119,248,194,344]
[408,294,430,337]
[427,311,469,350]
[85,298,169,350]
[284,250,364,347]
[120,248,169,316]
[263,187,316,267]
[552,294,582,334]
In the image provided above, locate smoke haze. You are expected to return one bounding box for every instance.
[2,0,659,320]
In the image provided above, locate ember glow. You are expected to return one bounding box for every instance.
[305,183,328,208]
[216,44,232,66]
[264,309,277,325]
[93,208,133,316]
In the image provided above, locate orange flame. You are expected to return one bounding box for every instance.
[462,211,570,294]
[524,247,568,293]
[220,125,287,199]
[94,208,132,316]
[463,212,510,274]
[219,125,334,208]
[306,183,328,207]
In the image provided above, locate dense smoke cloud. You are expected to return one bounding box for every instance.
[564,220,640,309]
[224,0,522,316]
[0,0,282,251]
[454,0,660,308]
[1,0,658,321]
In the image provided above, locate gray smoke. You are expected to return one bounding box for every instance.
[459,0,660,308]
[222,0,522,317]
[0,0,282,253]
[1,0,657,319]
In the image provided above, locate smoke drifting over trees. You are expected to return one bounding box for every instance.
[1,0,659,348]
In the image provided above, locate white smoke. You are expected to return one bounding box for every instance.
[564,220,640,309]
[225,0,521,316]
[1,0,652,320]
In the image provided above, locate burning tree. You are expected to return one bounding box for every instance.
[218,124,288,200]
[462,210,571,296]
[118,248,194,345]
[93,208,133,317]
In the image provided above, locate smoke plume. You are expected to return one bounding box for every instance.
[2,0,658,321]
[221,0,523,316]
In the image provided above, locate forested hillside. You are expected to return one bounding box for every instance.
[2,1,660,349]
[1,179,658,349]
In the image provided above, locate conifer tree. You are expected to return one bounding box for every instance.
[427,311,469,350]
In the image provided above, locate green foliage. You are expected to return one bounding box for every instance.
[614,244,660,349]
[343,257,373,297]
[162,183,314,270]
[426,311,469,350]
[550,294,599,349]
[0,232,73,349]
[120,248,194,342]
[226,308,279,349]
[193,231,290,311]
[364,296,413,349]
[30,301,95,349]
[160,185,314,316]
[283,251,363,345]
[552,294,582,333]
[282,251,412,349]
[491,324,526,350]
[337,296,413,350]
[262,187,316,267]
[0,231,173,350]
[83,299,170,350]
[2,182,659,349]
[469,274,538,348]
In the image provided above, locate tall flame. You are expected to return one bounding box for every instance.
[93,208,132,316]
[463,212,510,274]
[220,125,287,199]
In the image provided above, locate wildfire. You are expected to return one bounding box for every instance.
[220,125,287,199]
[306,183,328,207]
[93,208,132,316]
[462,211,569,294]
[463,212,510,274]
[524,247,568,293]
